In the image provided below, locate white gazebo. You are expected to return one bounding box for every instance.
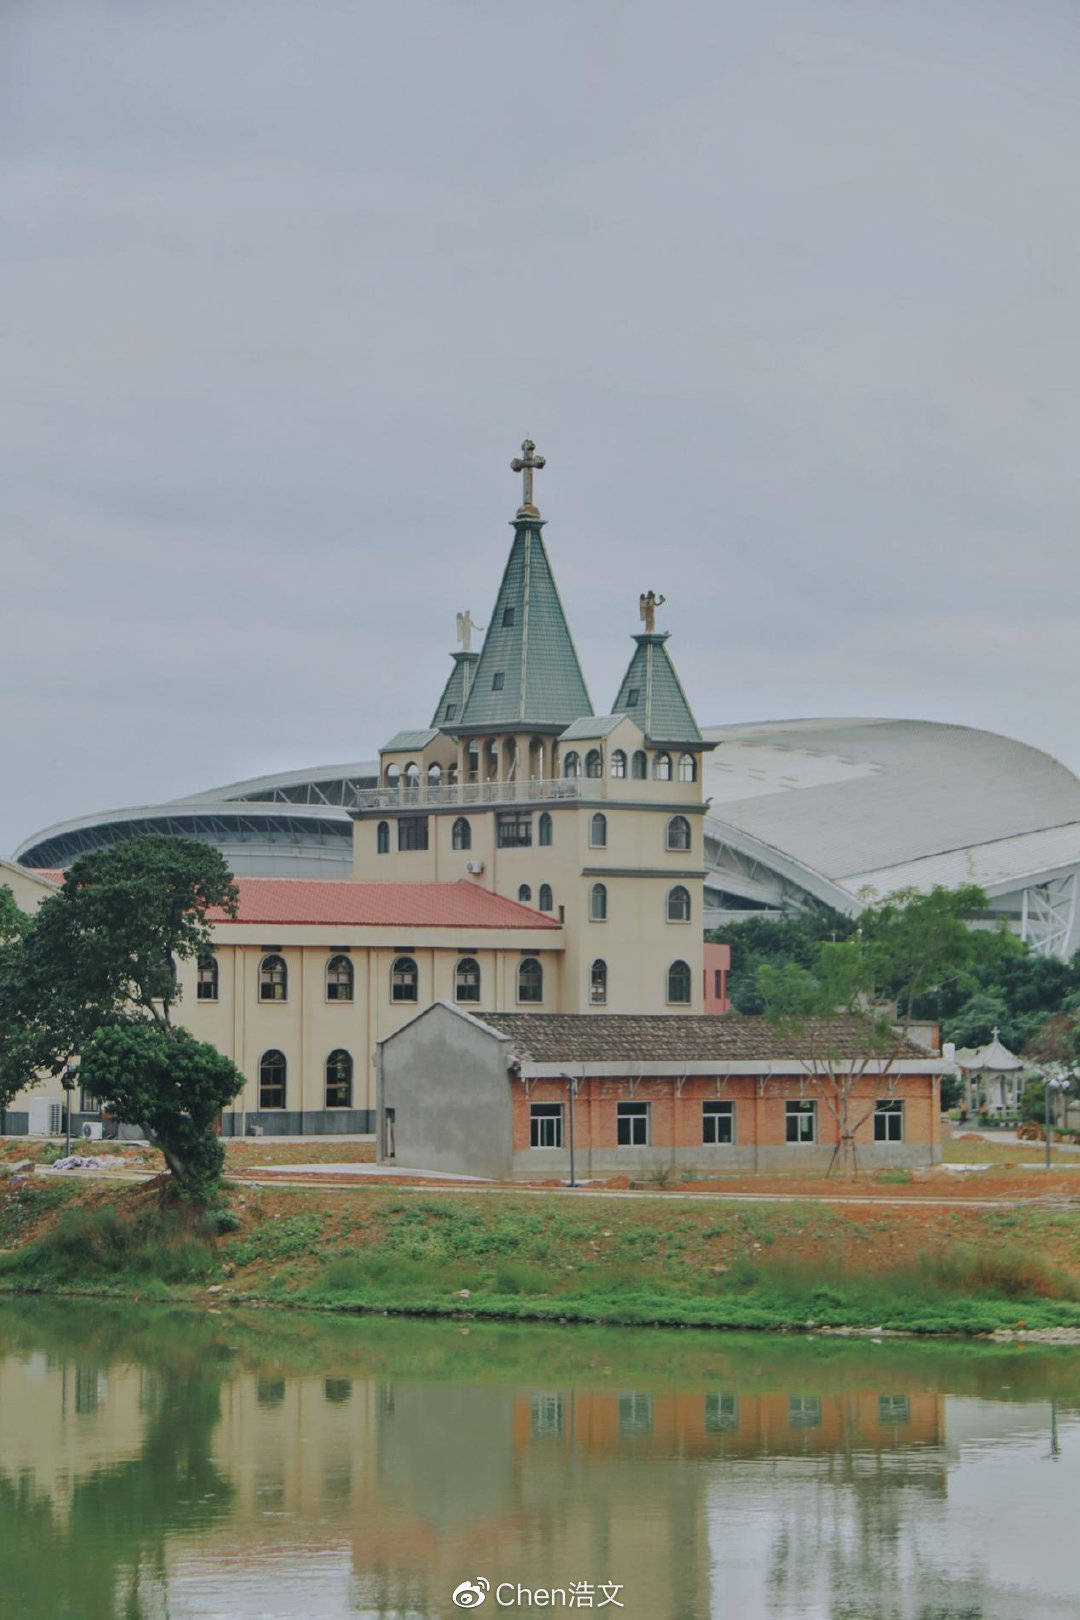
[954,1029,1025,1116]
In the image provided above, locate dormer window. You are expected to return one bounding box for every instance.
[626,687,640,706]
[444,703,457,721]
[492,672,505,691]
[502,606,516,627]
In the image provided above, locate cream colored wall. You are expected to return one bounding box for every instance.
[177,923,565,1115]
[0,861,58,914]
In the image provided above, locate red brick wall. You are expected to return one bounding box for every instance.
[512,1072,938,1151]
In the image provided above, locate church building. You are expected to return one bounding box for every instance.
[5,442,715,1137]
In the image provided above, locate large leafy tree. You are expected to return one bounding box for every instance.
[756,885,1017,1175]
[0,836,243,1199]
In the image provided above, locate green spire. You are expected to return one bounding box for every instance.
[454,442,593,733]
[431,651,479,728]
[612,633,702,746]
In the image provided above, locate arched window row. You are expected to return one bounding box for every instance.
[325,1049,353,1108]
[667,885,691,922]
[667,959,692,1004]
[326,953,353,1001]
[452,816,471,851]
[259,954,287,1003]
[518,957,544,1003]
[455,956,481,1003]
[259,1049,287,1109]
[667,815,691,851]
[391,955,418,1003]
[196,953,218,1002]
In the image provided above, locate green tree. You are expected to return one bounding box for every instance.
[756,886,1012,1176]
[0,836,243,1200]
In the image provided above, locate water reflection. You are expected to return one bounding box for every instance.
[0,1303,1078,1619]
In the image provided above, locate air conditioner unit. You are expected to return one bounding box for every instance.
[48,1103,63,1137]
[465,860,485,875]
[81,1121,104,1142]
[247,1123,264,1137]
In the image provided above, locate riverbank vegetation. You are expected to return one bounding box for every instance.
[4,1178,1080,1335]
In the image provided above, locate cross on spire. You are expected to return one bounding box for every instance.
[511,438,545,513]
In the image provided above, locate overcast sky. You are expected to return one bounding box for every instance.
[3,1,1079,857]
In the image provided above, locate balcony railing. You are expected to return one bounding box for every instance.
[350,776,602,812]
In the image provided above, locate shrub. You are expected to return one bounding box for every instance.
[203,1208,242,1236]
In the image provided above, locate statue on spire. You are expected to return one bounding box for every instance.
[511,438,545,512]
[456,610,482,653]
[639,590,666,633]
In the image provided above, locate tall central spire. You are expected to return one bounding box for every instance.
[446,439,592,733]
[510,438,545,516]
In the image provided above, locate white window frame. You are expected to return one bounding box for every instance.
[702,1100,734,1145]
[530,1103,563,1149]
[785,1100,816,1143]
[617,1101,649,1146]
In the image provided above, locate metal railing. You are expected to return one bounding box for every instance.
[349,776,604,811]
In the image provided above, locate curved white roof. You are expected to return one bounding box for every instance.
[702,717,1080,907]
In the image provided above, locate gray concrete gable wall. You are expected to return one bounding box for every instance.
[379,1003,512,1179]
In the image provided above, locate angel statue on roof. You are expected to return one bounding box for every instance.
[639,591,666,633]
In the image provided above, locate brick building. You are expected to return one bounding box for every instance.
[376,1003,945,1179]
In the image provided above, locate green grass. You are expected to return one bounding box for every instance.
[0,1201,217,1290]
[0,1179,81,1248]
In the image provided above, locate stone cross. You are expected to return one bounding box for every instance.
[511,439,545,509]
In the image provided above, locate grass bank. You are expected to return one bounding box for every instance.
[3,1178,1080,1335]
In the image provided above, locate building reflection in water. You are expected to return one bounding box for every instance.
[0,1311,1077,1620]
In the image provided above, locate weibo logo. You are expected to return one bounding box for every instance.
[452,1577,490,1608]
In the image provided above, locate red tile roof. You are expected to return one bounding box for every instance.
[209,878,562,930]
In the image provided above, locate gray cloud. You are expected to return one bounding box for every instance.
[3,0,1080,852]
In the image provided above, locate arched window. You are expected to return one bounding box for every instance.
[518,883,532,904]
[259,954,287,1002]
[377,820,390,854]
[590,958,607,1005]
[455,956,481,1003]
[667,815,691,851]
[196,953,218,1002]
[590,882,607,922]
[325,1049,353,1108]
[667,960,692,1004]
[403,762,420,785]
[585,749,603,778]
[667,885,691,922]
[538,883,553,911]
[563,750,581,778]
[678,753,696,783]
[538,812,553,846]
[390,956,418,1002]
[611,749,627,779]
[452,816,471,851]
[428,761,442,785]
[326,954,354,1001]
[529,737,545,777]
[386,763,400,786]
[654,752,672,781]
[259,1050,286,1109]
[518,957,544,1003]
[632,750,647,780]
[466,743,479,782]
[589,812,607,849]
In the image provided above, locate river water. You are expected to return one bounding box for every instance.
[1,1302,1079,1619]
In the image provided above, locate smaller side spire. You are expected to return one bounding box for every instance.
[611,592,705,746]
[431,612,481,727]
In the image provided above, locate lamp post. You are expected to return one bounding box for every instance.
[61,1056,80,1156]
[1043,1075,1071,1170]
